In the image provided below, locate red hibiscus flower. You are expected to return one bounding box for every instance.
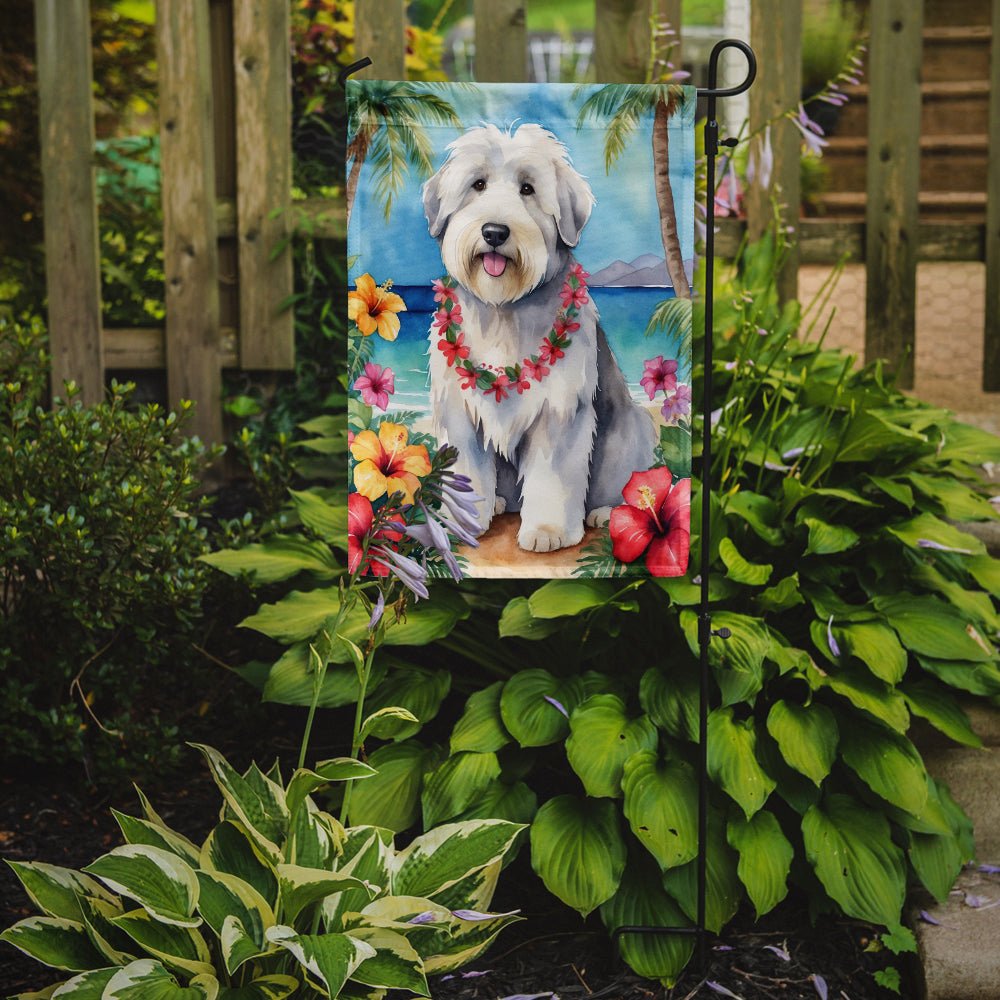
[485,373,510,401]
[540,337,565,364]
[438,331,470,367]
[433,301,462,333]
[559,280,589,310]
[432,277,458,304]
[348,493,402,577]
[609,468,691,577]
[457,366,479,390]
[521,357,550,382]
[553,317,580,339]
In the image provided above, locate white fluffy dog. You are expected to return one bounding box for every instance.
[423,123,656,553]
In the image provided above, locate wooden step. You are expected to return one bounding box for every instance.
[922,25,992,83]
[813,190,987,222]
[922,0,992,28]
[831,80,991,137]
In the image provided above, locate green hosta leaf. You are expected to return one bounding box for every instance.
[195,871,273,974]
[765,700,838,786]
[661,811,741,933]
[265,926,375,997]
[681,610,770,706]
[901,680,982,748]
[936,421,1000,464]
[336,593,469,653]
[200,536,339,584]
[360,706,421,742]
[450,682,511,754]
[529,795,626,917]
[834,410,927,463]
[347,740,441,832]
[499,670,584,747]
[718,536,772,585]
[199,822,278,910]
[346,926,428,994]
[811,662,910,732]
[909,825,965,905]
[5,862,118,923]
[802,793,906,926]
[421,751,502,828]
[83,846,200,928]
[362,667,451,740]
[288,488,347,543]
[707,708,776,818]
[285,759,376,822]
[833,621,907,684]
[866,474,914,509]
[393,820,524,901]
[103,959,218,1000]
[967,553,1000,597]
[497,596,562,639]
[916,655,1000,697]
[565,695,658,798]
[599,854,694,987]
[112,812,201,868]
[886,512,985,557]
[453,779,538,827]
[756,573,805,614]
[191,746,287,863]
[727,811,793,918]
[839,718,929,817]
[277,865,374,925]
[216,976,299,1000]
[111,908,214,978]
[724,490,784,545]
[911,562,1000,633]
[906,472,998,522]
[639,665,699,742]
[875,594,995,662]
[261,644,381,708]
[803,517,859,556]
[0,916,107,971]
[527,579,617,617]
[621,751,698,870]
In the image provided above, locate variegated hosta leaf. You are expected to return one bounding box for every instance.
[200,822,278,910]
[285,761,376,823]
[83,846,200,928]
[112,810,202,868]
[529,795,626,917]
[191,745,287,863]
[421,907,522,975]
[77,895,135,966]
[276,864,375,925]
[288,802,343,870]
[265,926,375,998]
[765,700,838,786]
[4,861,118,922]
[323,829,393,931]
[450,681,511,754]
[195,871,274,974]
[424,860,501,916]
[110,908,214,978]
[47,966,118,997]
[565,695,658,799]
[102,958,218,999]
[802,793,906,926]
[345,926,429,995]
[0,916,107,972]
[214,974,299,999]
[706,707,776,819]
[599,854,694,987]
[391,820,524,901]
[727,810,793,918]
[621,751,699,871]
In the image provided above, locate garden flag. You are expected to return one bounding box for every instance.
[347,81,695,579]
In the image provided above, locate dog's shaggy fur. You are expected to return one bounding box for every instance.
[423,123,657,553]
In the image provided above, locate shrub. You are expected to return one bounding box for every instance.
[0,317,220,783]
[1,744,524,998]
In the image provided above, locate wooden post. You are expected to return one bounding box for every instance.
[747,0,801,305]
[594,0,654,83]
[983,0,1000,390]
[354,0,406,80]
[34,0,104,405]
[157,0,223,445]
[864,0,923,389]
[233,0,294,369]
[473,0,526,82]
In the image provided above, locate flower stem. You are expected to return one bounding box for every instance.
[340,640,377,826]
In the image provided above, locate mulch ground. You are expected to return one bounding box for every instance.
[1,745,913,1000]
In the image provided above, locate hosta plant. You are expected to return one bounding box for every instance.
[1,744,523,999]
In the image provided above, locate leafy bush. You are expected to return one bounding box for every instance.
[0,317,219,782]
[1,744,524,998]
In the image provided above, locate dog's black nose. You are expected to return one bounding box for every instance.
[482,223,510,248]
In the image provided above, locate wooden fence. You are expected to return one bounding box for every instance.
[33,0,1000,446]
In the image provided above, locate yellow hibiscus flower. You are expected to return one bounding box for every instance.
[348,273,407,341]
[351,422,431,504]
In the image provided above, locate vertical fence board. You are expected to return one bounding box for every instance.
[983,0,1000,390]
[354,0,406,79]
[34,0,103,405]
[594,0,654,83]
[233,0,294,369]
[864,0,923,389]
[474,0,527,82]
[658,0,682,76]
[157,0,223,444]
[747,0,801,304]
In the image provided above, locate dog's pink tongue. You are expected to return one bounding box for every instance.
[483,252,507,277]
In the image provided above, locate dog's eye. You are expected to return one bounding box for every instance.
[472,179,486,191]
[520,182,535,196]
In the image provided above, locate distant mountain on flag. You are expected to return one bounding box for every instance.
[589,253,689,288]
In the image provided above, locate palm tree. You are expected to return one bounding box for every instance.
[346,80,463,229]
[577,84,691,300]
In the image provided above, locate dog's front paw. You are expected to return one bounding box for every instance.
[518,520,584,553]
[585,506,612,528]
[494,496,507,516]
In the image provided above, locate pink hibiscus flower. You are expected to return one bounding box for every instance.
[433,301,462,333]
[521,357,550,382]
[353,362,395,411]
[432,277,458,304]
[553,317,580,339]
[560,280,589,311]
[640,355,679,400]
[609,468,691,577]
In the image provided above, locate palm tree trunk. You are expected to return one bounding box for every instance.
[652,97,691,300]
[345,123,378,231]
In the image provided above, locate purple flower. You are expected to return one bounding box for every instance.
[791,104,829,156]
[812,974,828,1000]
[451,908,520,921]
[405,511,463,581]
[661,384,692,423]
[917,538,973,554]
[747,125,774,191]
[407,911,438,925]
[367,590,385,631]
[371,544,429,600]
[544,695,569,718]
[827,616,841,658]
[353,362,395,411]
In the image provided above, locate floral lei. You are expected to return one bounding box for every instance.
[432,264,589,402]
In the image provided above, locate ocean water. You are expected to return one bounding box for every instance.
[355,284,691,420]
